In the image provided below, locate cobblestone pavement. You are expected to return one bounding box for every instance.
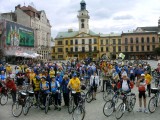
[0,60,159,120]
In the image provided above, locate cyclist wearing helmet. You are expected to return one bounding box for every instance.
[67,73,81,106]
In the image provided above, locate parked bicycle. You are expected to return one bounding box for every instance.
[115,92,136,119]
[86,86,94,103]
[148,88,160,113]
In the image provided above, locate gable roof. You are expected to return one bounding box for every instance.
[55,30,99,39]
[136,26,160,32]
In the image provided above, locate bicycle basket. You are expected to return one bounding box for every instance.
[151,88,159,94]
[27,91,34,97]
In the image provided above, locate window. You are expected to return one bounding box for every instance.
[89,45,92,52]
[70,40,73,45]
[118,46,121,51]
[152,45,155,50]
[75,39,78,45]
[136,37,139,43]
[58,55,63,58]
[147,37,150,43]
[118,39,121,45]
[58,48,63,52]
[82,47,85,52]
[141,45,144,51]
[66,48,68,52]
[81,23,84,28]
[113,46,116,52]
[101,47,103,52]
[130,38,133,43]
[65,40,68,45]
[141,37,144,43]
[106,47,108,52]
[113,39,116,44]
[94,46,97,51]
[82,39,85,44]
[125,46,128,51]
[125,38,128,44]
[89,39,92,44]
[130,46,133,51]
[75,47,78,52]
[147,46,150,51]
[152,37,155,43]
[136,46,139,51]
[106,39,109,44]
[94,39,97,44]
[70,47,73,52]
[101,39,103,45]
[58,41,62,45]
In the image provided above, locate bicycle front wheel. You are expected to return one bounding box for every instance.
[68,97,74,114]
[86,91,93,103]
[0,94,8,105]
[23,98,30,116]
[12,102,23,117]
[128,97,136,112]
[103,100,114,117]
[115,103,124,119]
[148,96,156,113]
[45,96,50,114]
[72,106,85,120]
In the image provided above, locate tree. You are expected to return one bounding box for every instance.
[153,47,160,59]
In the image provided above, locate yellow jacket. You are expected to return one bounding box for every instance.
[68,78,81,92]
[32,78,40,91]
[49,70,55,77]
[6,66,12,72]
[145,74,152,85]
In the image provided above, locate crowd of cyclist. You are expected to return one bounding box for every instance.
[0,58,160,114]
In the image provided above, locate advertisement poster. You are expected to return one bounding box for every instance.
[6,21,34,47]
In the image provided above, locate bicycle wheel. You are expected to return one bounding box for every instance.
[128,97,136,112]
[115,103,124,119]
[86,91,93,103]
[68,97,74,114]
[0,94,8,105]
[103,100,114,117]
[12,101,23,117]
[103,89,114,102]
[148,96,156,113]
[23,98,30,115]
[72,106,85,120]
[45,96,50,114]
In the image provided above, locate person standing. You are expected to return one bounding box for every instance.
[144,71,152,97]
[61,75,70,106]
[90,72,99,100]
[136,74,148,113]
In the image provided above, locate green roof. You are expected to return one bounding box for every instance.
[100,33,121,37]
[55,30,99,39]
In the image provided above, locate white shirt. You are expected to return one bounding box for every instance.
[122,80,129,91]
[90,75,99,86]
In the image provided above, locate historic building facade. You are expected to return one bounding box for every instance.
[54,0,160,60]
[1,4,52,61]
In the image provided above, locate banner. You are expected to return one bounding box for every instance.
[6,21,34,47]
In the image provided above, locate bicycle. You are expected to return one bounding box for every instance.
[103,90,120,117]
[37,90,45,110]
[12,91,27,117]
[86,86,94,103]
[23,90,35,116]
[45,92,56,114]
[148,88,160,113]
[72,92,85,120]
[0,86,12,105]
[68,90,77,114]
[155,76,160,88]
[103,80,114,102]
[115,92,136,119]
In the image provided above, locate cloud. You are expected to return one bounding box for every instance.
[1,0,160,37]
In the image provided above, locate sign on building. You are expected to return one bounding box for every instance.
[6,21,34,47]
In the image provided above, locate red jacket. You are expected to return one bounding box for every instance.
[6,80,17,91]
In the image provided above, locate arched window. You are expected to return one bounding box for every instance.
[130,38,133,43]
[81,23,84,28]
[147,37,150,43]
[152,37,155,43]
[141,37,144,43]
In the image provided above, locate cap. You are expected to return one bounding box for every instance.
[73,73,77,77]
[141,74,145,76]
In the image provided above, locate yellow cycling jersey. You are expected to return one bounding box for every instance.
[49,70,55,77]
[68,78,81,92]
[32,78,40,91]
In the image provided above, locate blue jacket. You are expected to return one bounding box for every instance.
[40,81,50,94]
[50,81,60,93]
[61,79,70,93]
[55,76,63,85]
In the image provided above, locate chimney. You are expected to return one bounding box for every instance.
[15,4,21,10]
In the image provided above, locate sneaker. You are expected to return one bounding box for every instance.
[144,108,148,113]
[137,108,142,112]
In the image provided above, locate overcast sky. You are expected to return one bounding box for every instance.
[0,0,160,38]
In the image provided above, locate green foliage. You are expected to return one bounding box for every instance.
[154,47,160,56]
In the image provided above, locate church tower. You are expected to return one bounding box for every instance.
[77,0,90,34]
